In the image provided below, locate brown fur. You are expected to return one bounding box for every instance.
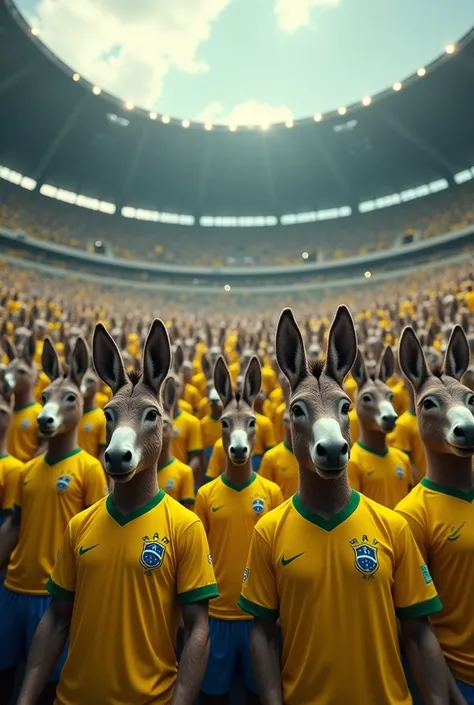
[352,346,397,435]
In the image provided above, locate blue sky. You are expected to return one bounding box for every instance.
[15,0,473,125]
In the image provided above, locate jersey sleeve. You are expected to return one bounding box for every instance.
[187,417,203,455]
[259,452,275,483]
[392,521,442,620]
[194,490,209,533]
[46,521,77,602]
[206,442,223,479]
[395,500,429,561]
[2,462,23,513]
[238,526,279,620]
[180,467,195,505]
[347,458,361,492]
[392,422,412,455]
[176,519,219,605]
[264,421,276,451]
[270,484,284,510]
[98,414,107,447]
[84,460,108,507]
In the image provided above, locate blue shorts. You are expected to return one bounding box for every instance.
[252,455,263,471]
[457,679,474,705]
[201,618,258,695]
[0,583,67,680]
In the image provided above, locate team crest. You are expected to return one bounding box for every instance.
[84,423,92,432]
[352,543,379,579]
[140,539,166,575]
[252,498,265,515]
[243,567,249,581]
[20,419,30,429]
[166,479,175,491]
[172,428,180,437]
[395,466,405,479]
[56,475,71,493]
[207,554,213,565]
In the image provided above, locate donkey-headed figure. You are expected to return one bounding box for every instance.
[93,319,171,487]
[214,355,261,470]
[399,324,474,480]
[352,346,398,441]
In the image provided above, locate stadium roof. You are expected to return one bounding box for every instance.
[1,0,474,218]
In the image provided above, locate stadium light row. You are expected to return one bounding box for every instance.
[27,23,458,131]
[2,164,474,226]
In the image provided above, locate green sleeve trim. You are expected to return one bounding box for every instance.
[395,595,443,620]
[181,497,195,505]
[178,583,219,606]
[98,443,107,448]
[238,595,278,620]
[0,508,12,517]
[46,578,75,603]
[188,449,203,455]
[400,449,412,456]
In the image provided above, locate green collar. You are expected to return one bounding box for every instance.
[221,472,257,492]
[158,457,175,472]
[106,489,166,526]
[209,413,221,421]
[408,410,417,417]
[83,406,99,416]
[293,490,360,531]
[14,401,37,413]
[0,453,9,459]
[174,410,182,420]
[421,477,474,503]
[357,440,388,458]
[283,441,293,454]
[45,448,82,466]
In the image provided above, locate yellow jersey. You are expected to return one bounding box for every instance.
[7,402,43,463]
[34,370,50,403]
[273,402,286,443]
[158,457,195,505]
[349,409,360,446]
[261,366,277,395]
[396,478,474,686]
[239,490,442,705]
[0,453,23,516]
[348,442,412,509]
[47,491,218,705]
[200,414,222,460]
[171,410,203,464]
[253,412,276,456]
[78,407,106,459]
[197,397,210,420]
[344,374,357,404]
[182,383,201,413]
[6,448,107,595]
[259,442,298,501]
[195,472,282,620]
[178,399,193,415]
[192,371,207,397]
[228,361,240,386]
[389,411,427,482]
[269,386,284,409]
[388,379,410,417]
[95,391,109,409]
[206,438,226,479]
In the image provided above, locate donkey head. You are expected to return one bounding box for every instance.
[3,333,37,396]
[352,346,398,434]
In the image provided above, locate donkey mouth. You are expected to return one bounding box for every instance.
[448,443,474,456]
[107,468,136,482]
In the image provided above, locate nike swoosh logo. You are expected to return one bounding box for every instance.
[23,481,29,486]
[281,552,305,566]
[366,471,375,476]
[79,544,99,555]
[447,522,465,542]
[212,506,224,512]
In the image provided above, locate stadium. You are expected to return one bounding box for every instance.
[0,0,474,703]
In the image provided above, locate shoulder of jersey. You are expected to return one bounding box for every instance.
[70,494,108,530]
[255,473,281,494]
[389,446,410,464]
[264,444,281,459]
[77,449,103,468]
[196,477,219,498]
[395,482,426,511]
[174,458,193,473]
[23,453,46,472]
[359,492,408,529]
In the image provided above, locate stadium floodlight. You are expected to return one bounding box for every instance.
[92,86,102,95]
[364,271,372,279]
[362,96,371,106]
[30,27,40,36]
[124,101,134,111]
[161,115,170,124]
[393,81,402,91]
[224,285,231,292]
[204,122,213,131]
[72,73,80,82]
[229,124,237,132]
[182,119,190,128]
[417,67,427,77]
[149,111,157,120]
[285,119,294,128]
[338,106,347,115]
[302,252,309,260]
[261,123,269,131]
[445,44,455,54]
[314,113,323,122]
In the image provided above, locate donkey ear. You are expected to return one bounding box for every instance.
[398,327,431,394]
[2,336,17,363]
[162,376,177,413]
[23,333,36,367]
[377,346,395,384]
[325,305,357,386]
[141,319,171,395]
[42,337,62,382]
[275,309,308,392]
[93,323,128,394]
[242,356,262,408]
[352,348,368,389]
[201,354,212,380]
[173,345,184,374]
[69,337,90,389]
[444,325,470,381]
[214,355,233,409]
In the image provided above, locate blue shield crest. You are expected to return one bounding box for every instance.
[20,419,30,429]
[166,479,175,491]
[140,541,166,574]
[395,466,405,479]
[84,423,92,432]
[252,498,265,515]
[353,544,379,578]
[56,475,71,493]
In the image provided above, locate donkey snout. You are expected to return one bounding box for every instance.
[104,447,135,475]
[229,444,250,463]
[313,439,349,471]
[380,413,397,431]
[452,423,474,448]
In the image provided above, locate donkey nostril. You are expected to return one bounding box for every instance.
[453,426,465,439]
[123,450,132,462]
[341,442,349,455]
[316,443,327,457]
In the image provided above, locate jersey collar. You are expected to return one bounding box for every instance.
[421,477,474,503]
[221,472,257,492]
[283,441,293,454]
[45,448,82,466]
[292,489,360,531]
[106,489,166,526]
[158,458,175,471]
[356,440,389,458]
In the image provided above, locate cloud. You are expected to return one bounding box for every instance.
[22,0,231,109]
[274,0,341,32]
[195,100,293,126]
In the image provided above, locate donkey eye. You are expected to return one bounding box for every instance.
[362,394,372,403]
[221,419,230,430]
[341,402,351,415]
[387,393,394,402]
[65,393,76,403]
[466,394,474,408]
[291,403,306,419]
[41,394,48,405]
[422,397,437,411]
[104,410,114,424]
[145,409,158,423]
[248,418,256,429]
